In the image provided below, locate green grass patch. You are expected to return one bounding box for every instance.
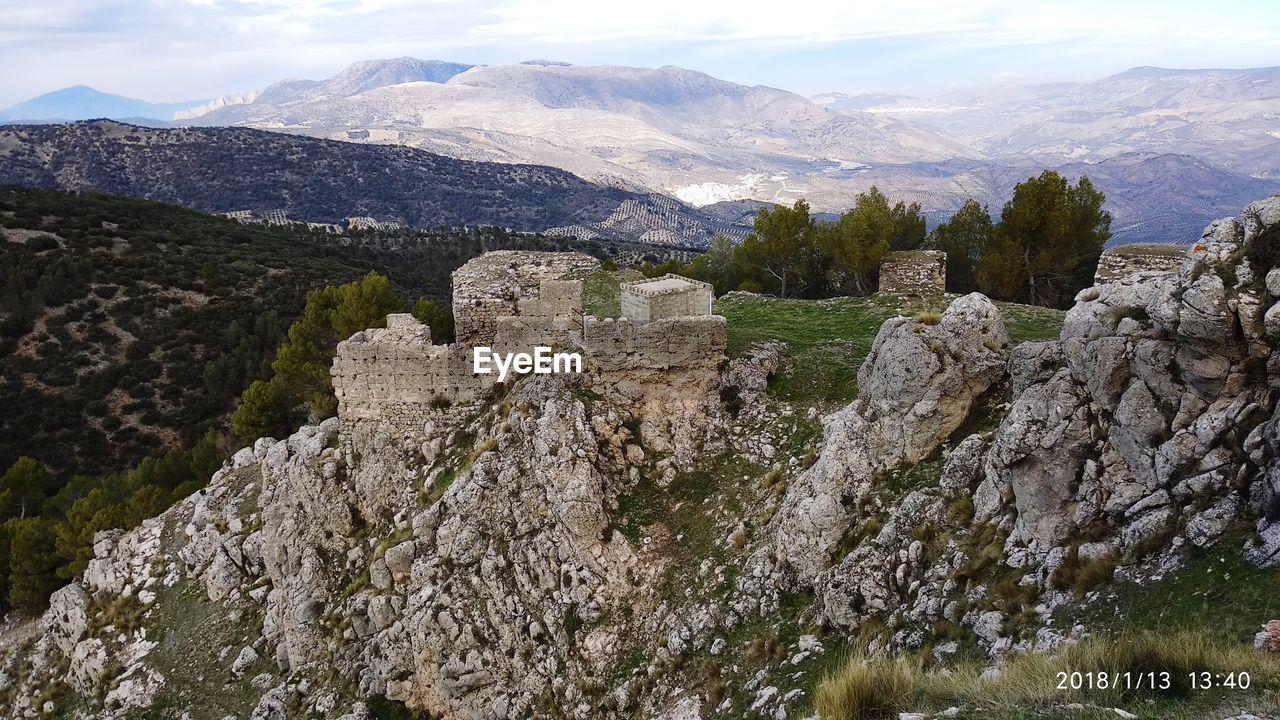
[1000,303,1066,344]
[717,294,1063,410]
[1068,529,1280,644]
[570,266,644,318]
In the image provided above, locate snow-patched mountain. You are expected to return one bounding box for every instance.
[833,66,1280,179]
[0,85,206,123]
[28,58,1267,245]
[183,60,976,207]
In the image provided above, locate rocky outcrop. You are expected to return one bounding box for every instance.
[793,196,1280,662]
[5,198,1280,719]
[766,293,1009,585]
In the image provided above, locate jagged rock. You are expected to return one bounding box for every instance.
[939,435,988,499]
[382,540,416,576]
[773,294,1007,583]
[1179,273,1237,346]
[1008,341,1064,395]
[1266,269,1280,298]
[1244,196,1280,241]
[232,646,260,678]
[44,584,90,655]
[858,293,1008,463]
[66,638,108,695]
[986,368,1094,554]
[1254,620,1280,652]
[1185,496,1242,548]
[104,666,165,712]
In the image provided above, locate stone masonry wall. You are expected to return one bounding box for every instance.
[332,315,494,440]
[584,315,725,373]
[1094,245,1184,283]
[878,250,947,296]
[453,251,597,343]
[620,274,713,322]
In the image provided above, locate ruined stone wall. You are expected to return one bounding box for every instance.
[620,274,713,322]
[455,298,516,346]
[335,255,728,451]
[583,315,725,373]
[332,315,495,440]
[531,279,584,321]
[1094,245,1184,283]
[453,251,597,343]
[491,316,582,356]
[878,250,946,296]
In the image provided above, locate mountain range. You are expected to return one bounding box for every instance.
[0,120,749,245]
[0,85,207,123]
[3,59,1278,245]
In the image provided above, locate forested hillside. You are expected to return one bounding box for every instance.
[0,187,624,478]
[0,121,749,245]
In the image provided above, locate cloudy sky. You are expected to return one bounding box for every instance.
[3,0,1279,106]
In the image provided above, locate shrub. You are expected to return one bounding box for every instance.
[945,495,974,524]
[815,653,915,719]
[1108,305,1149,325]
[467,438,498,464]
[913,310,942,325]
[1246,221,1280,271]
[813,630,1275,717]
[1050,545,1118,595]
[231,377,300,444]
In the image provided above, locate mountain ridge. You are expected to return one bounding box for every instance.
[0,85,207,123]
[0,120,748,246]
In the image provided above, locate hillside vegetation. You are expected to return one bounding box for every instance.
[0,187,638,478]
[0,121,747,245]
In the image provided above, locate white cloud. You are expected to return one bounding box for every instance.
[1,0,1278,105]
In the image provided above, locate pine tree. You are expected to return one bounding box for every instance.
[230,378,300,444]
[737,200,822,298]
[929,200,994,294]
[0,457,56,521]
[269,272,403,418]
[7,517,62,614]
[977,171,1110,307]
[822,187,896,295]
[410,299,456,344]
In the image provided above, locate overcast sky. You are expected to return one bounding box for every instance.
[3,0,1279,106]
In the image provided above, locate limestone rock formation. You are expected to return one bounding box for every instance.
[769,293,1008,585]
[5,196,1280,719]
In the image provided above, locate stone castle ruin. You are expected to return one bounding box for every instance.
[878,250,947,295]
[332,251,726,443]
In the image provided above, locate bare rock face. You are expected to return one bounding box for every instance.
[977,367,1095,554]
[355,377,643,716]
[770,293,1008,585]
[762,198,1280,668]
[858,293,1009,463]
